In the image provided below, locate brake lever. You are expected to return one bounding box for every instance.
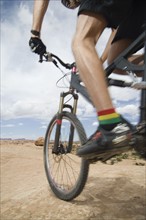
[39,52,50,63]
[39,52,74,70]
[39,54,43,63]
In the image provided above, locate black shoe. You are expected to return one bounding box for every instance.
[77,123,136,161]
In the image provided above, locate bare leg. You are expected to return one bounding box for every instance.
[108,39,144,76]
[72,14,135,159]
[72,12,113,112]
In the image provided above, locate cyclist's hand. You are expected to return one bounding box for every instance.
[29,37,46,55]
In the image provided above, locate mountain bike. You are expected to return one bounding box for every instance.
[39,30,146,201]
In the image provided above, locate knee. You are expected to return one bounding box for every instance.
[72,33,93,57]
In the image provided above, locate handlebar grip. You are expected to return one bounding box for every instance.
[39,51,74,70]
[39,54,43,63]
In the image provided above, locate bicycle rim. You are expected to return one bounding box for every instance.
[44,112,89,201]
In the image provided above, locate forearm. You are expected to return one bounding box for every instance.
[31,0,49,36]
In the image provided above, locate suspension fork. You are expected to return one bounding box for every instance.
[52,90,79,154]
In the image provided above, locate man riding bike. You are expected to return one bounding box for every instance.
[29,0,146,160]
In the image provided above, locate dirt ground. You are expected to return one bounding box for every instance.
[1,140,146,220]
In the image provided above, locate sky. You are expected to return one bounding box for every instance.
[1,0,141,140]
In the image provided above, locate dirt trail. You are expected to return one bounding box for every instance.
[1,140,146,220]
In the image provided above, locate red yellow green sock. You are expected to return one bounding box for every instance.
[98,108,121,131]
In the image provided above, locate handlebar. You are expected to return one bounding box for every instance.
[39,52,75,70]
[39,52,146,90]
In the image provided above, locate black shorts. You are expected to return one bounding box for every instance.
[78,0,146,42]
[78,0,132,28]
[112,1,146,43]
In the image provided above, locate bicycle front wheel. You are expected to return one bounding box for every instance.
[44,112,89,201]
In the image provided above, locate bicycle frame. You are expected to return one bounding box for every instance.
[69,31,146,132]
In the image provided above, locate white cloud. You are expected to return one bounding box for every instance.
[117,104,139,119]
[1,124,15,128]
[17,3,32,26]
[18,123,23,126]
[109,86,140,102]
[108,73,141,102]
[40,125,47,129]
[1,3,75,121]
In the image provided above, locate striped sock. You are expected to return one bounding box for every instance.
[98,108,121,131]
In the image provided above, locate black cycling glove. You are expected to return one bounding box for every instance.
[29,37,46,55]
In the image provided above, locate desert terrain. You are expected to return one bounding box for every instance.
[1,140,146,220]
